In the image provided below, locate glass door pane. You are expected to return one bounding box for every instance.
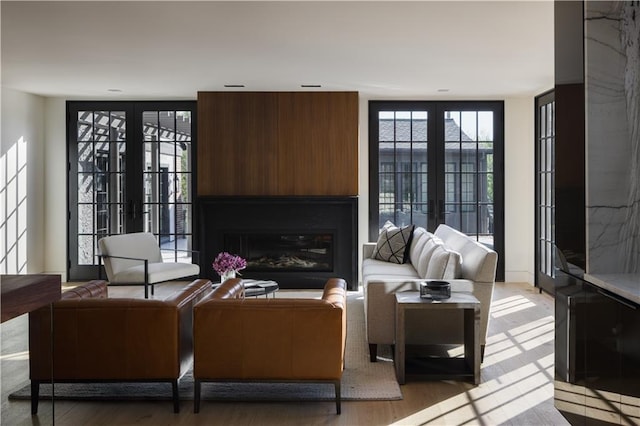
[375,108,433,231]
[142,110,194,263]
[442,109,495,248]
[72,108,130,279]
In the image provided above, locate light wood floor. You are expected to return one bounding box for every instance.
[1,281,570,425]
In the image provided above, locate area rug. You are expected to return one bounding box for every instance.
[9,291,402,402]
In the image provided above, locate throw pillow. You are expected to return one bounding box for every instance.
[373,224,415,264]
[424,245,451,279]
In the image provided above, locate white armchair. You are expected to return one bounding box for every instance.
[98,232,200,298]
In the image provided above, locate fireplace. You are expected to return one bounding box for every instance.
[225,232,334,272]
[197,197,358,290]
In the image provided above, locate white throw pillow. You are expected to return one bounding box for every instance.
[424,245,452,279]
[408,228,432,267]
[416,236,441,277]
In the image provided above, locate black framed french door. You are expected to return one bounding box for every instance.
[534,90,556,294]
[67,101,196,281]
[369,101,504,281]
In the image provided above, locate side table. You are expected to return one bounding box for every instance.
[394,291,480,385]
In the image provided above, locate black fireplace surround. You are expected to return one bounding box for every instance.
[197,197,358,290]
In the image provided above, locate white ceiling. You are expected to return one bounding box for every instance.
[1,1,554,100]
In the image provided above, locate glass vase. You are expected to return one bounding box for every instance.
[220,270,236,283]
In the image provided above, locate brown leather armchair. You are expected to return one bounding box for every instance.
[28,279,211,414]
[193,278,347,414]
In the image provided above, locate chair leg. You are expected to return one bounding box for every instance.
[144,282,149,299]
[369,344,377,362]
[31,381,40,415]
[151,283,155,296]
[334,380,341,415]
[172,379,179,413]
[194,379,201,413]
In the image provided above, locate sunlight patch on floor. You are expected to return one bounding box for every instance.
[482,315,554,368]
[490,295,537,318]
[390,354,555,425]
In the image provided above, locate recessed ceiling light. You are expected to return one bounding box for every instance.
[224,84,245,88]
[107,88,122,92]
[437,88,450,92]
[301,84,322,88]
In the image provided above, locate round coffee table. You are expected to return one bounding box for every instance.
[212,279,279,298]
[242,279,279,298]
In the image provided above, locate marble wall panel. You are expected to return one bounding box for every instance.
[585,1,639,273]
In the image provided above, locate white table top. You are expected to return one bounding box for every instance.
[583,273,640,305]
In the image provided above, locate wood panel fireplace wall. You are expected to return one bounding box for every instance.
[196,91,359,290]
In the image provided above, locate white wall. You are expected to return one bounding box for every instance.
[357,96,536,285]
[43,98,68,280]
[1,87,46,274]
[504,97,535,283]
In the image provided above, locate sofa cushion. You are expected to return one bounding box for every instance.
[408,227,433,267]
[424,245,462,279]
[372,224,415,264]
[416,237,443,277]
[362,258,419,280]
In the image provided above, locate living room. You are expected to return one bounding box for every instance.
[2,1,638,425]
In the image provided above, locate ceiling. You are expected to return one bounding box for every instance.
[1,1,554,100]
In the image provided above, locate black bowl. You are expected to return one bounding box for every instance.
[426,280,450,288]
[421,280,451,300]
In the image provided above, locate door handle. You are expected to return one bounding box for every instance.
[438,200,445,220]
[128,200,138,220]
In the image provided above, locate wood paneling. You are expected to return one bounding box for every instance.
[197,91,358,196]
[277,92,358,196]
[197,92,279,196]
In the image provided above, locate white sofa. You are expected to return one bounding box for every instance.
[363,224,498,362]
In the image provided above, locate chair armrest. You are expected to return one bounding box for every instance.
[321,278,347,308]
[98,253,148,262]
[164,279,212,307]
[97,253,148,281]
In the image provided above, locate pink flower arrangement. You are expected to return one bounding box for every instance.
[212,252,247,276]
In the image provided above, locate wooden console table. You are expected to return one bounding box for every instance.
[1,274,61,423]
[1,275,61,323]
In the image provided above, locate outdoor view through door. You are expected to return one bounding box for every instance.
[67,101,196,281]
[369,101,504,281]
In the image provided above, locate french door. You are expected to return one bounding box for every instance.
[535,91,556,294]
[369,101,504,281]
[67,101,197,281]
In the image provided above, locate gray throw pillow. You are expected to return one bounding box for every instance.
[373,224,415,264]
